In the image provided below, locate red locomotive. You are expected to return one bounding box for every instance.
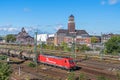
[38,54,76,70]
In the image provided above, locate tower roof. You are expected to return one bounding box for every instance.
[21,27,26,32]
[69,14,74,18]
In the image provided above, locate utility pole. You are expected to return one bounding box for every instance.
[100,32,103,60]
[34,31,37,70]
[72,33,76,62]
[40,38,42,54]
[74,37,76,60]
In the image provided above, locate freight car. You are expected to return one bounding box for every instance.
[0,48,76,70]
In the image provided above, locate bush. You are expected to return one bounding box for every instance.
[0,55,8,60]
[67,72,75,80]
[84,55,89,60]
[96,75,111,80]
[116,71,120,80]
[78,73,87,80]
[79,45,91,52]
[28,62,36,68]
[104,36,120,55]
[0,62,12,80]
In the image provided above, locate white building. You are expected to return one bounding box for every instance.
[48,34,55,37]
[37,34,55,45]
[37,34,48,44]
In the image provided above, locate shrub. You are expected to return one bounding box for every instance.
[116,71,120,80]
[84,55,89,60]
[78,73,87,80]
[0,62,12,80]
[28,62,36,68]
[0,55,8,60]
[96,75,111,80]
[67,72,75,80]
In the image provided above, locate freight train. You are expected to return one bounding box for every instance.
[0,48,76,70]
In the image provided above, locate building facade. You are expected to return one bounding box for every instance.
[37,34,48,44]
[16,27,34,44]
[47,37,54,45]
[54,15,90,46]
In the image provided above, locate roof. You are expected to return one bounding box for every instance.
[76,30,89,35]
[41,54,72,59]
[69,14,74,18]
[16,28,34,43]
[102,33,114,37]
[56,29,89,36]
[47,37,54,39]
[57,29,68,34]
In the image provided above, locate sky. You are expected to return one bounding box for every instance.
[0,0,120,36]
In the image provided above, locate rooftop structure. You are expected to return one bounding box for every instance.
[16,27,34,44]
[54,15,90,46]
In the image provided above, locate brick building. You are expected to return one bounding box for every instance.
[101,33,114,43]
[47,37,54,45]
[54,15,90,46]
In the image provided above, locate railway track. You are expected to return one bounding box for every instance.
[79,60,120,71]
[1,44,120,61]
[10,61,68,80]
[0,46,120,79]
[77,63,117,80]
[9,59,118,80]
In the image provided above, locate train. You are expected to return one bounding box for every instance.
[0,48,76,70]
[0,43,33,46]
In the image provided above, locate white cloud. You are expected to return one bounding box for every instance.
[7,28,18,32]
[109,0,118,5]
[0,24,20,32]
[101,0,120,5]
[0,27,18,32]
[55,24,63,31]
[25,28,33,32]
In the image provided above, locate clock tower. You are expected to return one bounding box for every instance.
[68,15,75,33]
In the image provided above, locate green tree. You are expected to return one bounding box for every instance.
[38,43,47,49]
[79,45,91,52]
[0,62,12,80]
[104,36,120,55]
[5,34,16,43]
[61,42,71,51]
[49,44,55,50]
[91,37,98,43]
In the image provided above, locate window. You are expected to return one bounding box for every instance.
[69,60,74,63]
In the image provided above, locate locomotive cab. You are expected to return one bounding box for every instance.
[64,58,76,70]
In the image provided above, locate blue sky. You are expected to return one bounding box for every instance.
[0,0,120,36]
